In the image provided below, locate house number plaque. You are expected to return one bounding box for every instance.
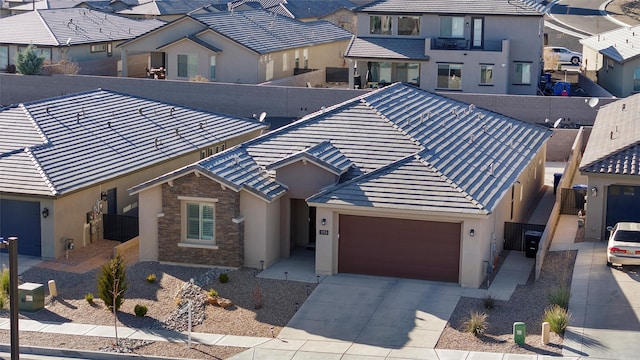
[319,230,329,235]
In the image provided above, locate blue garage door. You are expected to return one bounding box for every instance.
[605,185,640,239]
[0,199,41,257]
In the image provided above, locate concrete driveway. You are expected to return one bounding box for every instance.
[278,273,462,350]
[565,242,640,359]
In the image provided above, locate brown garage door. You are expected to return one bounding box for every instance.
[338,215,461,282]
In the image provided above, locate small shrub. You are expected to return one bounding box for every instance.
[549,284,571,310]
[208,288,218,298]
[464,311,488,337]
[0,292,6,309]
[97,251,128,311]
[85,293,94,304]
[544,304,570,334]
[0,267,9,295]
[134,304,148,317]
[483,294,496,310]
[219,273,229,283]
[146,273,156,284]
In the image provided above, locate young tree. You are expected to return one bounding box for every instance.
[97,251,128,347]
[14,44,45,75]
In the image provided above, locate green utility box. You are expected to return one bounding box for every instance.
[18,282,44,312]
[513,322,526,345]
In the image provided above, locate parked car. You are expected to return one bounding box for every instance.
[544,46,582,65]
[607,222,640,267]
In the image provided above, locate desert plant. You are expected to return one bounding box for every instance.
[483,294,496,310]
[85,293,94,304]
[97,251,128,311]
[208,288,218,298]
[134,304,148,317]
[0,267,9,295]
[253,285,263,310]
[219,273,229,283]
[146,273,156,284]
[544,304,570,334]
[549,284,571,310]
[14,44,45,75]
[0,292,6,309]
[463,311,489,337]
[543,50,561,71]
[189,74,209,82]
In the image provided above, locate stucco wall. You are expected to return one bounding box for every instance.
[138,186,162,261]
[158,173,243,266]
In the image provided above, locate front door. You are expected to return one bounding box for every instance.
[290,199,315,249]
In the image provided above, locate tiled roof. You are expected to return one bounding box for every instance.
[8,0,85,11]
[277,0,356,18]
[580,94,640,175]
[191,10,352,54]
[358,0,544,15]
[0,8,165,46]
[266,140,353,175]
[134,83,549,213]
[157,34,222,52]
[118,0,223,16]
[580,25,640,63]
[0,89,267,197]
[345,37,429,60]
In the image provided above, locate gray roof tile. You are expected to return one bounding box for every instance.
[191,10,352,54]
[358,0,544,16]
[345,37,429,60]
[266,140,353,175]
[580,94,640,175]
[0,9,164,46]
[0,89,266,197]
[137,83,549,214]
[580,25,640,63]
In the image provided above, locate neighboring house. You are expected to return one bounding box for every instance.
[580,25,640,98]
[0,8,164,76]
[117,0,221,21]
[223,0,358,33]
[0,0,83,17]
[580,94,640,242]
[118,9,352,82]
[0,89,267,260]
[130,83,551,288]
[344,0,545,95]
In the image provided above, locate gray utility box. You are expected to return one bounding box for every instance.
[18,282,45,312]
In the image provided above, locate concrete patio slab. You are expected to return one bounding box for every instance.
[344,343,392,357]
[297,340,351,353]
[215,335,270,347]
[258,338,307,351]
[291,351,342,360]
[387,347,439,359]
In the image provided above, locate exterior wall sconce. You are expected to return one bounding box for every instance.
[321,218,327,226]
[41,207,49,218]
[591,187,598,197]
[469,229,475,237]
[101,191,108,201]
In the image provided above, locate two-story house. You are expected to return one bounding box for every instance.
[345,0,545,95]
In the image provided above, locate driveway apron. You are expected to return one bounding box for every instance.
[278,273,462,349]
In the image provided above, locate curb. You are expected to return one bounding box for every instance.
[0,343,201,360]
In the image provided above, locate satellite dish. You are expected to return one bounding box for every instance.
[553,118,562,128]
[258,112,266,122]
[587,97,599,108]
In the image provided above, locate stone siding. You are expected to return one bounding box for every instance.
[158,173,243,267]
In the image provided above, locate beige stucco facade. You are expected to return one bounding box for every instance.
[581,44,639,98]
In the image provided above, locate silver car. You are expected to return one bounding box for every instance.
[544,46,582,65]
[607,222,640,267]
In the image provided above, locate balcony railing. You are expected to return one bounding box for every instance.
[430,38,503,52]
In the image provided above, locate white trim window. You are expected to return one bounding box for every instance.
[180,197,217,246]
[177,54,198,78]
[437,64,462,89]
[513,62,531,85]
[370,15,392,35]
[440,16,464,38]
[480,64,493,85]
[209,55,216,80]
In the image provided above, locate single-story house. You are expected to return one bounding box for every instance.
[580,25,640,98]
[0,89,267,259]
[130,83,551,288]
[0,8,164,76]
[580,94,640,241]
[118,9,352,82]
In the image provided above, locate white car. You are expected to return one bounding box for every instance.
[607,222,640,267]
[544,46,582,65]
